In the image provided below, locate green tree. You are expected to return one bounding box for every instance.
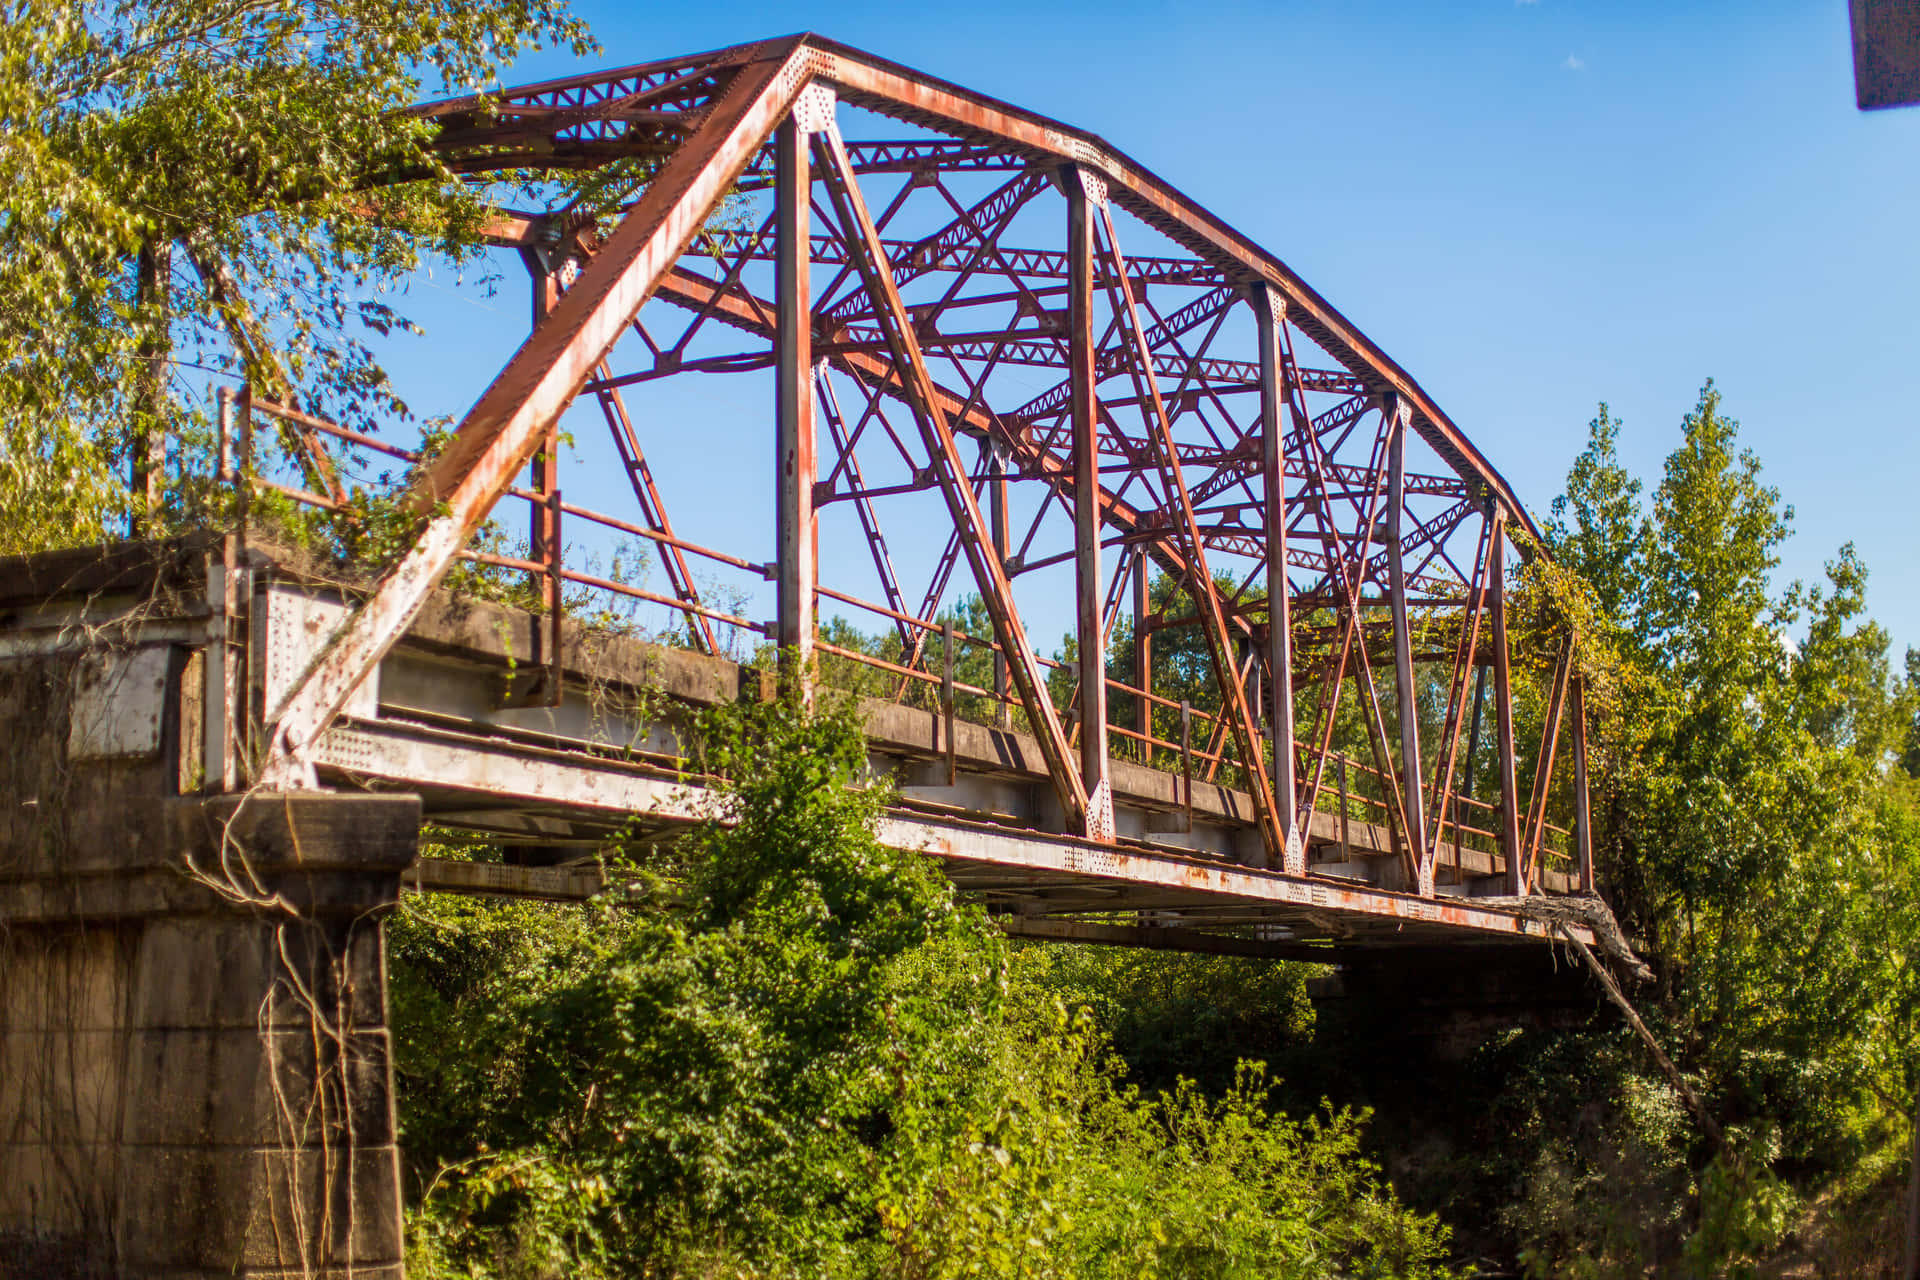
[0,0,593,550]
[1546,402,1646,631]
[1501,382,1920,1274]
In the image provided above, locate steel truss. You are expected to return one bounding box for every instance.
[256,34,1592,899]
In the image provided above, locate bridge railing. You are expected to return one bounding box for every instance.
[221,388,1577,889]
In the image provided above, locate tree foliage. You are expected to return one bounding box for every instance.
[1512,381,1920,1274]
[0,0,593,548]
[392,691,1453,1278]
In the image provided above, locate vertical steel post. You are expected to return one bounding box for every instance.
[1337,755,1351,862]
[1463,664,1487,800]
[943,618,957,785]
[1066,165,1112,839]
[526,250,561,579]
[1489,514,1525,894]
[216,385,235,485]
[776,110,816,690]
[1254,286,1300,869]
[543,486,564,705]
[1180,698,1194,833]
[1573,675,1593,892]
[236,385,253,526]
[1132,548,1152,755]
[1522,642,1575,881]
[512,258,566,708]
[1384,395,1429,889]
[1246,645,1262,736]
[989,439,1012,727]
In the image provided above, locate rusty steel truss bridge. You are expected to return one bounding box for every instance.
[12,33,1605,958]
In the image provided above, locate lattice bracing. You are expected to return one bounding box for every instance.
[243,33,1592,921]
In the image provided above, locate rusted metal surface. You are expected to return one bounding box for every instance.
[1488,517,1526,895]
[256,41,810,785]
[1852,0,1920,110]
[1253,286,1301,869]
[1573,677,1594,892]
[1384,396,1427,886]
[775,106,817,681]
[193,34,1594,937]
[1066,167,1113,840]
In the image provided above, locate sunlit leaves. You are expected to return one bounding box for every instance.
[0,0,594,548]
[392,693,1453,1278]
[1535,381,1920,1264]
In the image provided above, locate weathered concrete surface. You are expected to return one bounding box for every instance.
[0,631,417,1279]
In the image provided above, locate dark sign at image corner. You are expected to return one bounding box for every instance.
[1852,0,1920,109]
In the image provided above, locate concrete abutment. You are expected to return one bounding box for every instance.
[0,647,416,1279]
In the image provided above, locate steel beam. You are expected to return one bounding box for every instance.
[1523,637,1575,885]
[988,436,1012,726]
[1253,284,1301,869]
[1132,548,1151,750]
[1573,676,1593,893]
[255,43,807,784]
[525,250,562,577]
[996,914,1335,962]
[1065,165,1113,840]
[1384,395,1428,889]
[1489,514,1525,894]
[776,103,819,684]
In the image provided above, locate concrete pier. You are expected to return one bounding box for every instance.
[1,615,416,1277]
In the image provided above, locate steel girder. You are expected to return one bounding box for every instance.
[253,33,1587,897]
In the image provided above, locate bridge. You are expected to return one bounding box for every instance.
[0,34,1608,1278]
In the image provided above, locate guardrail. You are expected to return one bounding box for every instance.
[218,386,1573,879]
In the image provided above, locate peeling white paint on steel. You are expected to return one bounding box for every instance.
[66,645,173,761]
[312,720,1585,945]
[875,814,1582,943]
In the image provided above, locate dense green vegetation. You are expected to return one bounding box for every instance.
[1487,385,1920,1274]
[390,693,1452,1278]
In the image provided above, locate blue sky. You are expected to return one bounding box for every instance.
[381,1,1920,657]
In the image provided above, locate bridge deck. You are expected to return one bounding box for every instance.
[3,538,1585,956]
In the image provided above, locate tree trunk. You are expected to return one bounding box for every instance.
[1903,1089,1920,1280]
[133,240,172,535]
